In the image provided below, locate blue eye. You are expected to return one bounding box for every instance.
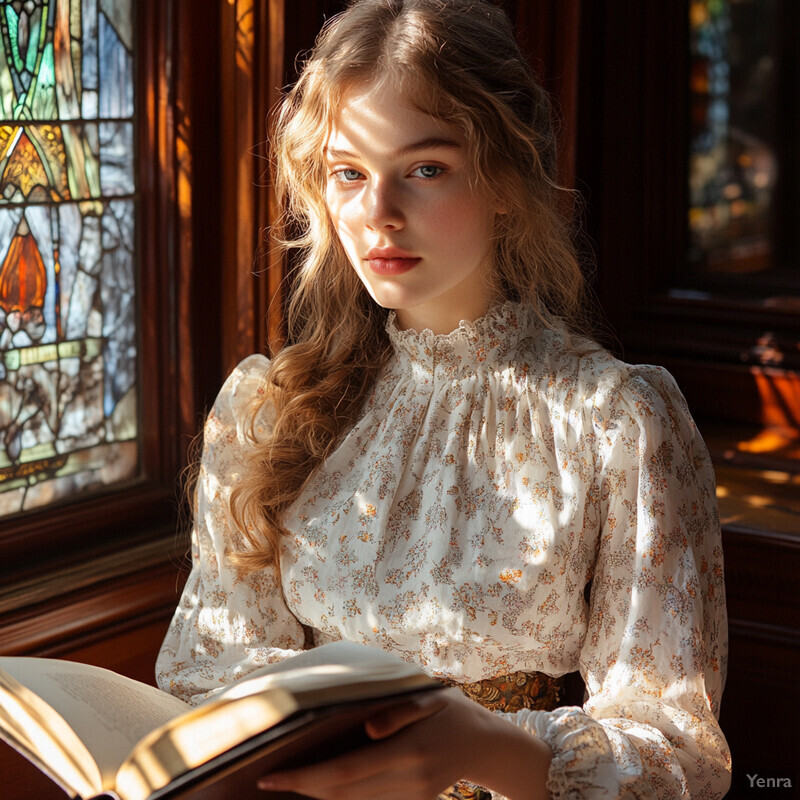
[413,165,443,179]
[337,168,362,182]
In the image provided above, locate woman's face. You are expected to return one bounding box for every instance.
[324,80,501,334]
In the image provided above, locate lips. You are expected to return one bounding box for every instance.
[365,247,420,276]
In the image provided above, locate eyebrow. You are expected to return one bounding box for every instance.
[325,136,462,161]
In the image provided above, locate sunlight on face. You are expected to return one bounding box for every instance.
[324,81,501,334]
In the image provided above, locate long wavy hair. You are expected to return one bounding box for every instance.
[229,0,589,573]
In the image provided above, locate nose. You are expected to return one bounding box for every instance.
[365,179,404,231]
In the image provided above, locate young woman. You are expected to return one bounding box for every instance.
[157,1,731,797]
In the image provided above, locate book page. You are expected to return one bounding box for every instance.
[216,640,430,703]
[0,658,188,791]
[0,673,99,798]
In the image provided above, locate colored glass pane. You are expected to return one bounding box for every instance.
[688,0,778,273]
[0,0,138,517]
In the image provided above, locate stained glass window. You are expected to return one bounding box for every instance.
[0,0,137,516]
[688,0,778,273]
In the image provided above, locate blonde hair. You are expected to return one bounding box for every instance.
[230,0,589,572]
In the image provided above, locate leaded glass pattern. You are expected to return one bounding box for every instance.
[688,0,777,273]
[0,0,138,516]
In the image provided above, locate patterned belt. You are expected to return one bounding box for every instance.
[442,669,564,713]
[438,671,564,800]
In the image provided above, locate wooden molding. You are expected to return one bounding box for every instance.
[219,0,288,372]
[0,535,185,615]
[0,555,183,658]
[722,524,800,633]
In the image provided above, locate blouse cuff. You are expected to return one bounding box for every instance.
[498,706,635,800]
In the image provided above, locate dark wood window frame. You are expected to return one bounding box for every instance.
[0,0,223,653]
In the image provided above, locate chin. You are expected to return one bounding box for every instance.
[364,288,416,314]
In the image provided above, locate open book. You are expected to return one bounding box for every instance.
[0,640,443,800]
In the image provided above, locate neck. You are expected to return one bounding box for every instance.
[394,286,504,336]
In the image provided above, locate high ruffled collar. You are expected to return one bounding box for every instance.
[386,301,536,376]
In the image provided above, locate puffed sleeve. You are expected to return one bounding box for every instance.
[156,355,308,705]
[501,365,731,798]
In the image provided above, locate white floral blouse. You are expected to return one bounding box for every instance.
[156,301,730,799]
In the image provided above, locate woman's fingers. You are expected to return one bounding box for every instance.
[256,737,420,798]
[364,690,449,740]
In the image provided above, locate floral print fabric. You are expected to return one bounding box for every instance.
[157,301,730,798]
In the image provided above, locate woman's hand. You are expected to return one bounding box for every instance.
[256,687,553,800]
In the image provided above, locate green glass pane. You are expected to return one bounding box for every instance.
[0,1,58,120]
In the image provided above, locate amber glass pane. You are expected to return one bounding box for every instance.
[0,0,138,516]
[688,0,779,274]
